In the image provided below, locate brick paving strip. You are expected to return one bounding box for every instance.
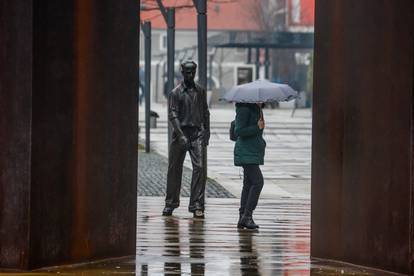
[138,149,235,198]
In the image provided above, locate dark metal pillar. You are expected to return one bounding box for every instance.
[255,48,260,79]
[166,9,175,147]
[166,9,175,97]
[194,0,207,88]
[156,0,175,149]
[264,47,270,79]
[142,21,151,153]
[193,0,208,188]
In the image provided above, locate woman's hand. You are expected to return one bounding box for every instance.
[258,119,265,130]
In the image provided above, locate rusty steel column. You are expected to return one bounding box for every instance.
[312,0,414,274]
[0,0,139,270]
[0,0,33,269]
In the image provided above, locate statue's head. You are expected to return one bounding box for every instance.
[180,60,197,82]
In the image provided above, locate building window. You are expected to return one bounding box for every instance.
[236,48,246,55]
[235,65,255,85]
[295,52,311,65]
[160,34,167,51]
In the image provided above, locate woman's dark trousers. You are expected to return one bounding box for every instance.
[239,165,264,216]
[165,127,206,212]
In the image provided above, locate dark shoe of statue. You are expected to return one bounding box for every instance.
[239,215,259,229]
[162,207,174,216]
[193,209,205,219]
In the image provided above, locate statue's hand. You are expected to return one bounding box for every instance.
[179,135,190,149]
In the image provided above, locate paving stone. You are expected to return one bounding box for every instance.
[138,150,235,198]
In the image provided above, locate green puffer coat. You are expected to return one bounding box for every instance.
[233,103,266,166]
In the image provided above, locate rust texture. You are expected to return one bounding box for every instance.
[1,0,139,270]
[30,1,77,268]
[312,0,414,274]
[0,0,32,269]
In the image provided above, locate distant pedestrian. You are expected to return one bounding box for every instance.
[233,103,266,230]
[139,66,145,105]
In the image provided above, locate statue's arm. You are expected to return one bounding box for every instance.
[168,91,189,148]
[168,91,184,137]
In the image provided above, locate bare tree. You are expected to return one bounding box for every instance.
[141,0,239,12]
[248,0,287,32]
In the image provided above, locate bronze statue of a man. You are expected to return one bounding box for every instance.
[162,60,210,218]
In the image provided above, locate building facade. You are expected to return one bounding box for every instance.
[140,0,314,105]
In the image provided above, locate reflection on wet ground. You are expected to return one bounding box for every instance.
[0,257,136,275]
[0,197,400,275]
[135,197,396,276]
[136,197,310,275]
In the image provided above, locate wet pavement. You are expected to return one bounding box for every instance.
[1,197,400,275]
[139,105,312,199]
[135,197,396,276]
[136,196,311,275]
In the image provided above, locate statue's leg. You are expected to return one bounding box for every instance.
[188,133,206,212]
[165,136,186,209]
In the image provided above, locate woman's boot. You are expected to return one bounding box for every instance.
[237,212,243,228]
[239,211,259,229]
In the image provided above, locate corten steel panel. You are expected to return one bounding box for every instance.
[30,1,76,266]
[29,0,139,268]
[341,0,413,271]
[0,1,32,269]
[67,0,139,262]
[0,0,139,270]
[312,0,414,274]
[311,0,345,260]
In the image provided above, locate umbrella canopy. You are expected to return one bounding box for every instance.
[221,79,298,103]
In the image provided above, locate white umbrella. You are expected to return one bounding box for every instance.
[221,79,298,103]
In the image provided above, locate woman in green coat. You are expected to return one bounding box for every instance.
[234,103,266,229]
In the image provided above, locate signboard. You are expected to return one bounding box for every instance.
[236,66,255,85]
